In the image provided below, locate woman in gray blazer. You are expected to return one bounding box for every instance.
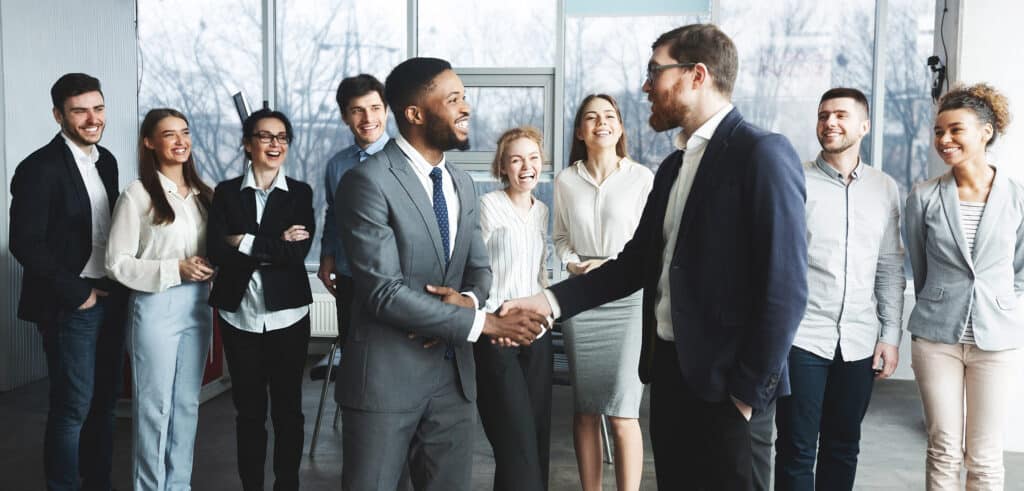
[905,83,1022,490]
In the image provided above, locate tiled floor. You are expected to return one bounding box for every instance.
[1,365,1022,490]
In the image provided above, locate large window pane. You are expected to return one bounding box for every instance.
[883,0,935,196]
[138,0,263,184]
[418,0,556,67]
[276,0,406,261]
[721,0,875,162]
[466,87,545,151]
[564,15,708,169]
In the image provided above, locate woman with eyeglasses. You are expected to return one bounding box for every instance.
[207,108,315,491]
[106,108,215,490]
[553,94,653,491]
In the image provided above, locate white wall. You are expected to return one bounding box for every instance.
[0,0,138,390]
[930,0,1024,452]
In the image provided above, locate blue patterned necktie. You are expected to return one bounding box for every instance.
[357,149,369,162]
[429,167,450,268]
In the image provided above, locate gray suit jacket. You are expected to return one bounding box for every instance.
[905,169,1024,350]
[334,140,492,411]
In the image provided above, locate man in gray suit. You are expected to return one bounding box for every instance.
[335,57,547,491]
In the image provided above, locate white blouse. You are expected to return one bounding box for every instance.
[106,172,207,293]
[479,190,549,313]
[553,158,653,264]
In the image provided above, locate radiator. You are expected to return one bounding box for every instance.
[310,292,339,339]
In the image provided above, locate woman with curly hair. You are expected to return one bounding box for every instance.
[905,83,1022,489]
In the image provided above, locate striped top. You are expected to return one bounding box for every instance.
[959,200,986,344]
[479,190,549,313]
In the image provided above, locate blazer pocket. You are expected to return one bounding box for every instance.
[919,286,944,301]
[996,295,1018,310]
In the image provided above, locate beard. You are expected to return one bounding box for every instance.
[425,111,470,151]
[818,134,858,155]
[647,79,686,132]
[62,119,103,147]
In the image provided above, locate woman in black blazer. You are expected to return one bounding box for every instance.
[206,108,314,491]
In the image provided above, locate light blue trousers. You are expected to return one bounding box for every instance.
[127,282,212,491]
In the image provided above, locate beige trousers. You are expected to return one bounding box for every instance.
[912,337,1020,491]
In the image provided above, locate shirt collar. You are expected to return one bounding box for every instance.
[395,133,447,178]
[157,170,200,196]
[241,165,289,193]
[61,132,99,167]
[814,153,863,182]
[673,103,734,151]
[345,133,391,160]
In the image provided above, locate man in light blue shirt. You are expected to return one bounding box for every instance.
[774,88,905,491]
[318,74,390,346]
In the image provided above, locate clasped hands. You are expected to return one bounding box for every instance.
[408,286,551,349]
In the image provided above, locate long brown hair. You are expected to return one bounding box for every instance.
[138,108,213,225]
[568,94,629,165]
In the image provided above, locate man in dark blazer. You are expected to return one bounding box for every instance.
[334,57,546,491]
[503,24,808,490]
[9,73,126,491]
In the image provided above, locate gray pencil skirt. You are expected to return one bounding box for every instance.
[563,286,645,418]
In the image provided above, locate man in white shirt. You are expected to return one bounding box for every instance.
[773,87,905,490]
[334,57,546,491]
[502,24,808,490]
[9,73,126,491]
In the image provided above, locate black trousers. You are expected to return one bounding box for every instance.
[650,338,754,490]
[474,334,553,491]
[220,314,311,491]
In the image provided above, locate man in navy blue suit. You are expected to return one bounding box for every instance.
[502,24,808,489]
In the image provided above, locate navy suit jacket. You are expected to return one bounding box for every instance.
[549,108,808,410]
[9,134,120,323]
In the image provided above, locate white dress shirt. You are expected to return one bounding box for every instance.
[106,172,206,293]
[393,135,486,342]
[479,190,549,313]
[63,133,111,279]
[655,104,733,341]
[219,167,310,333]
[552,157,653,264]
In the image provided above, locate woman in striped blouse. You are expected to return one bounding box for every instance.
[474,126,553,491]
[905,83,1023,489]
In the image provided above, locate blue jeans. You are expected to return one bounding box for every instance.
[41,293,126,491]
[774,346,874,491]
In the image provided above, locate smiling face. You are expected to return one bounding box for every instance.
[342,91,387,147]
[421,69,471,151]
[501,137,542,194]
[245,117,289,172]
[816,97,869,155]
[934,108,993,168]
[575,97,623,153]
[144,116,191,167]
[54,90,105,148]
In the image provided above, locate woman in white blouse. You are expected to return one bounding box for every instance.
[474,126,552,490]
[554,94,653,491]
[106,108,214,490]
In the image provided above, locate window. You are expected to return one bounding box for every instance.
[417,0,557,67]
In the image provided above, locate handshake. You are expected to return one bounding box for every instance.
[424,285,554,347]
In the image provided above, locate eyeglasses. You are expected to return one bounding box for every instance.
[251,131,291,145]
[645,62,698,84]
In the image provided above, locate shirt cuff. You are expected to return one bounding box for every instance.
[460,291,480,310]
[467,310,486,342]
[542,289,562,319]
[160,258,183,291]
[238,234,255,256]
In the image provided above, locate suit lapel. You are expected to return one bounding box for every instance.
[675,109,739,253]
[446,162,473,280]
[240,186,259,231]
[385,142,447,269]
[96,153,119,213]
[56,135,92,217]
[939,173,974,270]
[971,168,1008,262]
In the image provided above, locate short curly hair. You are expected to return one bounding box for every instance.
[938,83,1012,147]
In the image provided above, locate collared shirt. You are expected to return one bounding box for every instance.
[392,134,485,342]
[654,104,734,341]
[552,158,653,265]
[480,190,549,313]
[321,134,390,276]
[106,172,206,293]
[219,166,310,333]
[63,133,110,279]
[796,154,906,361]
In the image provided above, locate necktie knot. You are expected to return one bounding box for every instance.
[357,150,369,162]
[430,167,442,182]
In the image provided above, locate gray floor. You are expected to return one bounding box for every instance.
[1,366,1022,490]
